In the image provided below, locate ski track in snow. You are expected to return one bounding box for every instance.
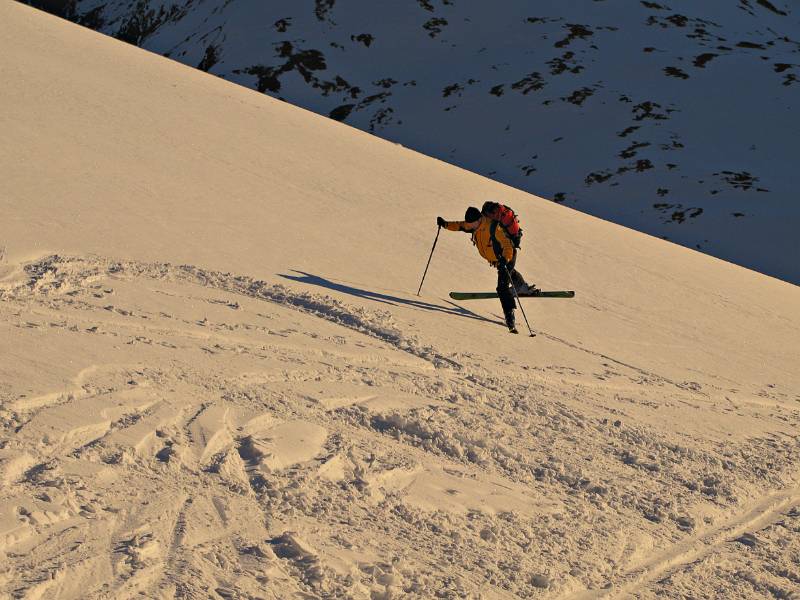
[1,254,798,598]
[562,483,800,599]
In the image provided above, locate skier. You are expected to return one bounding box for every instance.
[437,206,536,332]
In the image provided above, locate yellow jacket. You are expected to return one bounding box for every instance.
[445,217,514,265]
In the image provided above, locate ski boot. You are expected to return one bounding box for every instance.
[515,282,540,296]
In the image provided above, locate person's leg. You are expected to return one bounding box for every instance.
[508,251,536,293]
[511,269,528,289]
[496,263,516,327]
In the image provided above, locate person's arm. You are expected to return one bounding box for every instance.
[438,218,479,233]
[492,226,515,264]
[500,233,514,262]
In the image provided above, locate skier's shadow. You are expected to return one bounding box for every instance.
[279,270,503,326]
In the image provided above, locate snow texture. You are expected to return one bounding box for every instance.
[22,0,800,284]
[2,4,800,598]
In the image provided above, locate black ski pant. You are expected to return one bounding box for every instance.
[496,251,526,315]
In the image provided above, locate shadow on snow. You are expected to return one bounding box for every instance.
[279,270,503,326]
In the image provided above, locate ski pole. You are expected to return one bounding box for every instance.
[417,226,441,296]
[504,264,535,337]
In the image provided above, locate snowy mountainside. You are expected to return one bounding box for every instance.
[23,0,800,283]
[2,3,800,598]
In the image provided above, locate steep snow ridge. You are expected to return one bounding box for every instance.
[3,254,461,369]
[2,3,800,598]
[22,0,800,284]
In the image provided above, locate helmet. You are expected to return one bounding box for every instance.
[464,206,481,222]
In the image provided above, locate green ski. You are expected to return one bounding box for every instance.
[450,290,575,300]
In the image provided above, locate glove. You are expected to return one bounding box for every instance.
[497,257,508,270]
[436,216,447,228]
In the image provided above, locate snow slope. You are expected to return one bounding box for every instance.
[2,3,800,598]
[20,0,800,284]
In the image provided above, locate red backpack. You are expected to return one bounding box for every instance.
[482,201,522,248]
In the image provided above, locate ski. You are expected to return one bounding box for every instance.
[449,290,575,300]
